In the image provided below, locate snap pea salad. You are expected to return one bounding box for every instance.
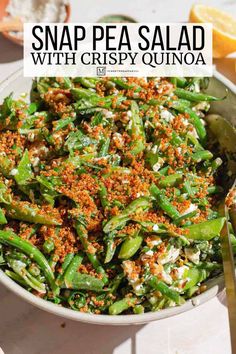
[0,76,235,315]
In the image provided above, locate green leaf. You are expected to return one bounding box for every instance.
[65,130,96,152]
[0,93,13,119]
[27,102,39,115]
[15,150,33,185]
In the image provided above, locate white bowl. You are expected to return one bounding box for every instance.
[0,69,235,325]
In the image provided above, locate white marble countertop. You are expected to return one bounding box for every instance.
[0,1,235,353]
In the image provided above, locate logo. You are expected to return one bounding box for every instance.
[97,66,106,76]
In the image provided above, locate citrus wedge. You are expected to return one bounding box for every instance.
[189,4,236,58]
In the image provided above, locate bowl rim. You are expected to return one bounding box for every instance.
[0,69,235,325]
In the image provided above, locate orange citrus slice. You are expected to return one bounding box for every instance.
[189,4,236,58]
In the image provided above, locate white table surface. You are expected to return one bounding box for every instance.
[0,1,235,353]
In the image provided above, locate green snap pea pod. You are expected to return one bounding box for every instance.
[103,197,152,233]
[65,129,97,152]
[136,220,168,234]
[171,132,184,146]
[186,77,207,91]
[173,188,181,198]
[152,298,167,311]
[182,180,194,197]
[207,186,224,195]
[104,233,117,263]
[5,269,28,287]
[71,87,97,100]
[186,286,199,298]
[184,217,226,240]
[109,297,137,315]
[133,304,144,314]
[170,77,188,88]
[19,128,44,140]
[158,166,170,176]
[158,173,182,188]
[36,176,60,206]
[172,98,193,108]
[183,267,209,291]
[6,249,30,266]
[0,209,7,224]
[123,196,152,216]
[76,107,105,117]
[0,230,57,293]
[109,273,124,293]
[148,277,184,305]
[37,79,57,94]
[36,175,61,191]
[5,201,62,225]
[75,96,126,111]
[90,111,108,127]
[118,234,143,259]
[98,182,110,209]
[66,153,97,169]
[55,253,74,286]
[48,254,59,273]
[76,223,108,284]
[62,77,73,89]
[98,137,110,157]
[128,101,146,155]
[64,253,84,288]
[43,239,55,254]
[174,210,199,226]
[70,86,100,101]
[203,262,222,272]
[192,150,213,162]
[209,157,223,173]
[8,257,46,293]
[73,77,98,88]
[186,133,204,150]
[195,197,209,207]
[53,116,76,132]
[147,98,163,106]
[110,78,137,90]
[170,77,177,86]
[171,101,207,144]
[62,273,104,292]
[143,150,161,169]
[174,88,222,102]
[71,88,126,110]
[150,184,180,220]
[109,78,142,93]
[28,263,40,277]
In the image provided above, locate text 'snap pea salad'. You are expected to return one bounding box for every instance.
[0,76,235,315]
